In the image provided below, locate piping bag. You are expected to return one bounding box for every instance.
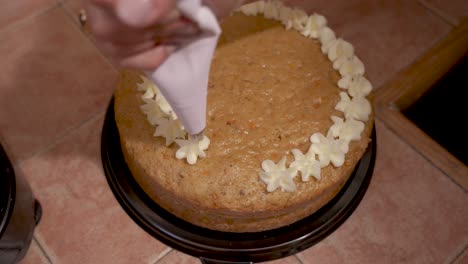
[120,0,221,138]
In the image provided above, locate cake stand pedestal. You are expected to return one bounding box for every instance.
[101,98,376,264]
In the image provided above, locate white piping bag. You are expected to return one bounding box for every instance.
[119,0,221,137]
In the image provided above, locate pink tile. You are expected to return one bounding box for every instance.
[0,7,117,161]
[265,255,302,264]
[19,113,169,264]
[158,249,302,263]
[297,120,468,263]
[18,238,50,264]
[286,0,451,89]
[157,250,199,264]
[0,0,57,31]
[62,0,85,26]
[422,0,468,24]
[453,248,468,264]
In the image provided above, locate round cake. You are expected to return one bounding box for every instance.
[114,1,374,233]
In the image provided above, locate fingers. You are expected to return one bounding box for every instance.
[84,0,199,72]
[119,45,177,70]
[115,0,177,28]
[148,17,198,39]
[87,3,198,45]
[96,40,156,58]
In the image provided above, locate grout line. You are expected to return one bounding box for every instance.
[374,117,467,193]
[59,0,83,28]
[0,2,61,36]
[449,242,468,264]
[32,235,54,264]
[417,0,458,27]
[58,3,119,73]
[294,254,304,264]
[14,110,107,166]
[152,247,173,264]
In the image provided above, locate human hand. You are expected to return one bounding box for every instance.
[84,0,253,70]
[84,0,202,70]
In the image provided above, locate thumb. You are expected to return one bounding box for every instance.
[115,0,177,27]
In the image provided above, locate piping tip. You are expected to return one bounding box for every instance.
[188,129,205,142]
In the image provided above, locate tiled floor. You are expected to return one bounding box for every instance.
[0,0,465,263]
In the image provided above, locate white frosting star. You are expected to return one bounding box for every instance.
[328,39,354,61]
[154,118,186,146]
[301,13,327,39]
[338,76,372,98]
[259,157,298,192]
[335,92,371,122]
[239,2,260,16]
[338,56,365,77]
[289,8,308,31]
[264,0,282,20]
[140,99,166,125]
[256,0,266,13]
[337,75,351,89]
[137,75,176,119]
[290,148,321,181]
[175,136,210,165]
[141,86,156,102]
[136,75,157,92]
[278,5,292,28]
[310,132,347,167]
[327,39,355,71]
[319,27,337,53]
[147,88,175,120]
[329,116,365,145]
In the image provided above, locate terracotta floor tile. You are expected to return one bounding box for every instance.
[264,255,302,264]
[0,7,117,161]
[453,247,468,264]
[62,0,85,26]
[0,0,58,31]
[18,238,50,264]
[296,120,468,263]
[286,0,451,89]
[19,113,169,264]
[421,0,468,24]
[157,250,200,264]
[157,249,302,263]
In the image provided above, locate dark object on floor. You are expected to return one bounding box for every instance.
[100,98,376,264]
[403,55,468,166]
[0,143,42,264]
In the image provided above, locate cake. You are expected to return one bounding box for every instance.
[114,1,374,233]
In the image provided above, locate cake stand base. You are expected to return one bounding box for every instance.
[101,98,376,264]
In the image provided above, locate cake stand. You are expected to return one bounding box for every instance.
[101,98,376,264]
[1,142,42,263]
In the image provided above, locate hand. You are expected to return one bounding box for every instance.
[84,0,253,71]
[85,0,201,70]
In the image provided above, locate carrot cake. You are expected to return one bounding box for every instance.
[114,0,374,232]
